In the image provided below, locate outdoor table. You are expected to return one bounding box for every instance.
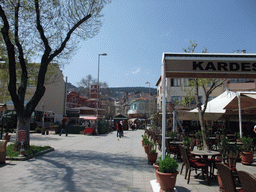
[191,150,220,183]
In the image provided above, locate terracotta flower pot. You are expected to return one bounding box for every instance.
[144,145,150,154]
[153,163,159,183]
[217,174,225,192]
[147,152,158,164]
[156,170,178,192]
[142,140,144,146]
[241,151,254,165]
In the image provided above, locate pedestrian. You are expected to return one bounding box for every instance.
[117,121,122,138]
[120,121,124,137]
[116,122,119,137]
[59,118,68,136]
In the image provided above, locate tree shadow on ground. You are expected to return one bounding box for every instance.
[16,149,156,191]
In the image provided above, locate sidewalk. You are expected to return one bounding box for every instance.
[0,130,256,192]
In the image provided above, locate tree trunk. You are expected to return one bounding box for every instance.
[198,112,208,150]
[15,116,30,148]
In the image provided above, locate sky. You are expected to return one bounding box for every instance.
[62,0,256,89]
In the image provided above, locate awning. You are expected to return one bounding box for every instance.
[128,118,138,122]
[79,115,98,120]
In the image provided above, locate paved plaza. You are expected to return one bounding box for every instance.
[1,130,256,192]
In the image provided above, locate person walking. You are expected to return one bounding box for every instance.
[59,118,68,136]
[117,121,122,138]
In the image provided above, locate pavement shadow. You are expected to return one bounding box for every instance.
[18,149,155,191]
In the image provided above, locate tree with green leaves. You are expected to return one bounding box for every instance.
[0,0,110,147]
[183,41,225,150]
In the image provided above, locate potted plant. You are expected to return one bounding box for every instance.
[183,137,191,149]
[169,131,177,141]
[195,131,202,146]
[156,155,179,191]
[143,137,150,154]
[141,134,147,146]
[3,126,11,142]
[240,136,254,165]
[147,141,158,164]
[153,156,161,183]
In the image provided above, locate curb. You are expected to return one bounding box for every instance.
[6,147,55,161]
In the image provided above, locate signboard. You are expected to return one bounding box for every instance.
[18,130,26,142]
[163,52,256,79]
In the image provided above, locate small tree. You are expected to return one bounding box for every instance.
[0,0,110,147]
[183,41,225,149]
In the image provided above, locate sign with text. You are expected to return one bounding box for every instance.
[18,130,26,142]
[163,53,256,79]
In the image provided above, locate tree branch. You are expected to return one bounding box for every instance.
[49,14,92,62]
[0,4,20,110]
[15,1,27,111]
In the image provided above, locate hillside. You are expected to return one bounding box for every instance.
[67,83,157,98]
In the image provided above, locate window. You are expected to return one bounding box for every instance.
[171,96,182,103]
[191,96,203,104]
[229,79,253,83]
[171,79,181,87]
[133,104,137,110]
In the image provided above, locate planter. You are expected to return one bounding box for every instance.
[142,140,144,146]
[156,170,178,192]
[217,174,225,192]
[144,145,150,154]
[4,134,11,142]
[241,151,254,165]
[153,163,159,183]
[147,152,158,165]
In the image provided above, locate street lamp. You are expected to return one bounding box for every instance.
[145,81,150,95]
[96,53,107,134]
[145,81,151,126]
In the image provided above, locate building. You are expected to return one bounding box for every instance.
[6,64,65,122]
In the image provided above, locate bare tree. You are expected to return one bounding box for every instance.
[183,41,225,149]
[0,0,110,147]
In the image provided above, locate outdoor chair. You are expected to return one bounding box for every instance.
[165,140,180,159]
[216,163,243,192]
[180,145,208,184]
[152,132,157,144]
[0,140,7,164]
[237,170,256,192]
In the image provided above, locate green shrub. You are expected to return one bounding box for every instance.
[159,155,178,173]
[35,127,41,133]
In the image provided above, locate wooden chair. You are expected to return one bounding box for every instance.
[0,140,7,164]
[165,140,180,158]
[237,171,256,192]
[180,145,208,184]
[216,163,243,192]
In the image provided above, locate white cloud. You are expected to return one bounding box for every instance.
[131,68,140,75]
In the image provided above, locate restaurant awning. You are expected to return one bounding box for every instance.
[79,115,98,120]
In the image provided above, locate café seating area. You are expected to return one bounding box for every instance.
[145,128,256,191]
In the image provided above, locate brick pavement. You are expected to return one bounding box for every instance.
[0,130,256,192]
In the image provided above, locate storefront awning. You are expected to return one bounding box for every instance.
[79,115,98,120]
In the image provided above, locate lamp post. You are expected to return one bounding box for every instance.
[96,53,107,134]
[145,81,150,126]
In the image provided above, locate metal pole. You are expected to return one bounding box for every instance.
[96,54,100,134]
[173,110,175,132]
[63,76,67,117]
[96,53,107,134]
[161,61,166,160]
[237,93,242,138]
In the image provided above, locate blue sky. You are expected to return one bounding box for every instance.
[62,0,256,88]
